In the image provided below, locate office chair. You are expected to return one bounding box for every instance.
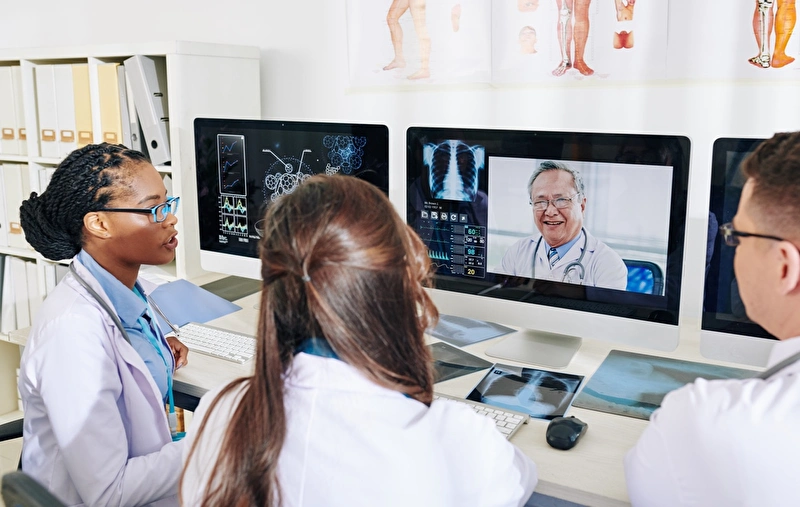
[1,471,65,507]
[623,259,665,296]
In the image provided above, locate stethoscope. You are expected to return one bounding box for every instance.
[531,227,588,283]
[69,262,185,441]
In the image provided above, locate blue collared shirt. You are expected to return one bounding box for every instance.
[76,250,174,401]
[545,230,583,261]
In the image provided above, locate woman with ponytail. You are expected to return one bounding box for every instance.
[18,143,188,506]
[181,175,537,506]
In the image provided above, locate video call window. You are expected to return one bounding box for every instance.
[407,127,690,325]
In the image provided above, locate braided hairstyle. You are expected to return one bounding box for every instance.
[19,143,149,261]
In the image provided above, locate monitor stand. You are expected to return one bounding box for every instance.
[484,330,582,369]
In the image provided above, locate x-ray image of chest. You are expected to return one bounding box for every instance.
[467,365,584,420]
[423,140,485,201]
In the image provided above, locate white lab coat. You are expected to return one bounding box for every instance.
[19,261,182,506]
[624,337,800,506]
[182,352,538,506]
[499,230,628,290]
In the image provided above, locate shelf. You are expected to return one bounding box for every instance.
[0,155,28,163]
[0,410,22,426]
[0,246,36,261]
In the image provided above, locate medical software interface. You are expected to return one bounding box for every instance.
[407,127,690,322]
[194,119,390,261]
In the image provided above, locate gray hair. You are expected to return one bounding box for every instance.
[527,161,585,198]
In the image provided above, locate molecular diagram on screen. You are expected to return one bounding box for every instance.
[262,148,315,202]
[322,135,367,174]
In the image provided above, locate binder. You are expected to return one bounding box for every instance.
[34,65,60,158]
[11,66,27,156]
[97,63,122,145]
[43,263,57,296]
[53,64,78,157]
[71,64,93,149]
[25,260,41,321]
[124,71,143,152]
[0,255,14,334]
[0,166,7,247]
[2,163,26,249]
[10,256,30,329]
[0,67,18,155]
[123,55,171,165]
[117,65,133,149]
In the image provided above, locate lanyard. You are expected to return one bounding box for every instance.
[132,287,183,441]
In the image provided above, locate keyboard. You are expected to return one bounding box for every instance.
[433,393,529,439]
[178,322,256,364]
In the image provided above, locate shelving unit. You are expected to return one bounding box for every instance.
[0,41,262,426]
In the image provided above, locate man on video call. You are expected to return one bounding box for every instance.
[625,131,800,505]
[499,161,628,290]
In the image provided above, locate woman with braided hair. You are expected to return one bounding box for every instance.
[180,174,537,506]
[18,143,189,506]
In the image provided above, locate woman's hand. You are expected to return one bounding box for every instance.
[166,336,189,369]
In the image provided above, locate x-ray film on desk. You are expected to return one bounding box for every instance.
[430,341,494,383]
[467,364,584,420]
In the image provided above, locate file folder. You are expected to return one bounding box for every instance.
[53,64,78,157]
[2,164,26,249]
[123,70,143,152]
[10,256,30,329]
[117,65,133,149]
[123,55,171,165]
[0,255,16,334]
[97,63,123,145]
[0,67,18,155]
[0,166,8,247]
[35,65,60,158]
[11,66,27,156]
[25,260,41,321]
[71,64,93,149]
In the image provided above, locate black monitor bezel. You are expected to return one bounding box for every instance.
[193,117,390,261]
[701,137,775,340]
[406,126,691,326]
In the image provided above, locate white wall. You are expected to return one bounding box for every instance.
[3,0,799,330]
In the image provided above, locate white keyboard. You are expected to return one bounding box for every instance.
[178,322,256,364]
[434,393,529,439]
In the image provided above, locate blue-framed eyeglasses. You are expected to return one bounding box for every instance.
[101,196,180,223]
[719,222,784,247]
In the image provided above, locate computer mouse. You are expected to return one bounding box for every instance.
[546,416,588,450]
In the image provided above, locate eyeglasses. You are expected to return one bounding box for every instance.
[101,196,180,223]
[530,193,581,211]
[719,222,784,247]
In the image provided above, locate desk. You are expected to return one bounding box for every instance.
[11,291,744,507]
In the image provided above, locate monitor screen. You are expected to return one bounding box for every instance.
[194,118,390,279]
[701,137,777,366]
[406,127,691,364]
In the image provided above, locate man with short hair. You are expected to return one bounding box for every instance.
[625,131,800,506]
[499,161,627,290]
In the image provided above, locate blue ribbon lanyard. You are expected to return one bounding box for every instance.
[133,287,184,441]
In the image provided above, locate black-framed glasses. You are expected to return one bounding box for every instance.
[719,222,784,247]
[530,193,581,211]
[101,196,180,223]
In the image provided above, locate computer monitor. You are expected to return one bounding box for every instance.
[701,137,776,368]
[406,127,691,368]
[194,118,390,279]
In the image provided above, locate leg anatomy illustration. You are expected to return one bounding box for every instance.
[553,0,594,76]
[749,0,797,68]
